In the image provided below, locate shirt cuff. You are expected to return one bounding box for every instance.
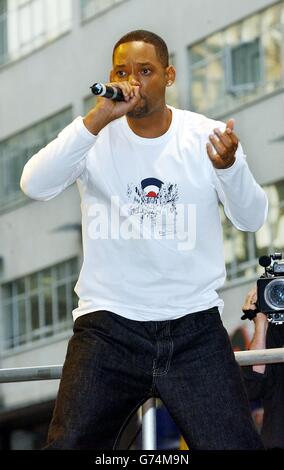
[214,152,245,177]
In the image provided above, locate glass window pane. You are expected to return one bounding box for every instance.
[190,65,207,112]
[41,268,53,288]
[57,285,67,322]
[276,180,284,201]
[225,24,241,47]
[2,0,72,65]
[2,258,78,349]
[69,258,78,275]
[56,263,67,280]
[44,288,53,326]
[2,282,13,299]
[206,32,223,56]
[261,3,281,31]
[231,39,261,87]
[0,108,72,212]
[235,231,249,263]
[256,218,271,258]
[18,298,27,344]
[19,1,32,46]
[3,302,14,349]
[15,278,25,295]
[6,154,22,194]
[72,289,78,310]
[32,0,44,39]
[241,14,260,42]
[0,156,4,198]
[189,42,207,65]
[0,0,7,64]
[207,57,225,110]
[263,29,282,85]
[273,206,284,250]
[30,272,38,290]
[31,294,40,330]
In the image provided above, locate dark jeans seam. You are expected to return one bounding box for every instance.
[152,322,160,375]
[153,323,174,377]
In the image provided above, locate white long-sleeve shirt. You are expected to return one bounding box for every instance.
[20,107,268,321]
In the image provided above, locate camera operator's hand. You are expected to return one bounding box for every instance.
[243,286,268,373]
[242,287,267,326]
[242,286,258,313]
[83,81,141,135]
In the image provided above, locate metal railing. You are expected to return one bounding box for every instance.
[0,348,283,450]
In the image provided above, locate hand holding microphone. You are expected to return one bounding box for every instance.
[91,83,125,101]
[84,81,141,135]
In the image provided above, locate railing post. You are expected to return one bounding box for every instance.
[142,398,157,450]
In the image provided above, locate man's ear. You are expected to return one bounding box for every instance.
[165,65,176,86]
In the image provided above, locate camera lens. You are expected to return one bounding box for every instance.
[264,279,284,310]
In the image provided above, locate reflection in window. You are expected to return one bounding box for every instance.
[1,258,78,351]
[189,1,284,116]
[0,107,72,213]
[228,39,262,92]
[0,0,72,66]
[0,0,7,64]
[222,179,284,283]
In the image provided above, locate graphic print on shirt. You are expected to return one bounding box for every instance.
[127,177,179,237]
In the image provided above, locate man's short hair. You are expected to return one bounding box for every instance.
[113,30,169,67]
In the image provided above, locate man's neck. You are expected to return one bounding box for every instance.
[126,105,172,138]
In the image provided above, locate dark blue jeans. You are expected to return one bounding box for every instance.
[45,307,263,450]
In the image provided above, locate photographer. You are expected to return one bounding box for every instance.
[242,286,284,449]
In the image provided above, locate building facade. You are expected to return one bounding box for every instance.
[0,0,283,449]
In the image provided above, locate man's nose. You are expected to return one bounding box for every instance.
[129,76,140,86]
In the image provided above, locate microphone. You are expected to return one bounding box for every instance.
[90,83,125,101]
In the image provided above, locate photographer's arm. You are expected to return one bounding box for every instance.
[241,287,271,400]
[242,287,268,373]
[249,317,268,374]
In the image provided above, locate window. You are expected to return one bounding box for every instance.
[0,0,72,66]
[227,38,262,93]
[188,1,284,116]
[0,107,72,213]
[1,258,79,351]
[0,0,7,64]
[81,0,127,21]
[222,179,284,283]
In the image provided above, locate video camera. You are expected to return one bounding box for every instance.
[241,253,284,325]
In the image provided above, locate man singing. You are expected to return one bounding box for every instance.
[20,30,267,450]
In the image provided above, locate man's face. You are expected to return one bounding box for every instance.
[110,41,173,118]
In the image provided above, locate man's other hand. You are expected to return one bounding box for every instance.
[206,119,239,169]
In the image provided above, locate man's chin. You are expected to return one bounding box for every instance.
[127,103,148,118]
